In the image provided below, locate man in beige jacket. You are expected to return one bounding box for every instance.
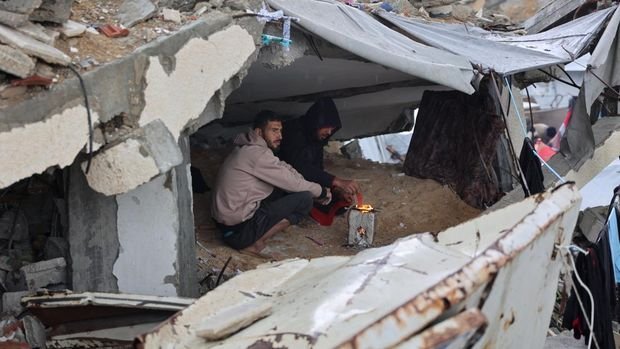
[212,110,331,257]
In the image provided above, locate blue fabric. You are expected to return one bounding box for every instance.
[607,207,620,283]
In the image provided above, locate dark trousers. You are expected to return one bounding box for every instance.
[217,190,313,250]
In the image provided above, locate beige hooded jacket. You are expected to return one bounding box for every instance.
[211,129,323,226]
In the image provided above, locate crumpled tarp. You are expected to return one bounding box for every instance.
[266,0,475,94]
[378,6,615,75]
[564,5,620,169]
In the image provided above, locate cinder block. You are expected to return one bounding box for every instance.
[19,257,67,290]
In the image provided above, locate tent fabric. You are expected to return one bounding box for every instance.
[378,6,615,75]
[266,0,476,94]
[564,5,620,169]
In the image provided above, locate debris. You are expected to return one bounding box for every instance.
[97,24,130,38]
[69,46,78,53]
[59,20,86,38]
[0,44,35,78]
[34,61,55,79]
[195,300,273,340]
[76,57,98,69]
[43,237,69,260]
[19,257,67,290]
[0,9,29,28]
[11,75,53,88]
[0,85,27,99]
[2,291,30,315]
[0,24,70,65]
[0,0,43,15]
[14,21,56,46]
[305,235,324,246]
[118,0,157,28]
[30,0,75,24]
[194,2,209,15]
[21,316,45,349]
[162,8,182,23]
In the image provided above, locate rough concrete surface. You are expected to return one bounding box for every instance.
[0,9,29,28]
[139,24,256,139]
[15,22,56,46]
[20,257,67,290]
[0,44,35,78]
[30,0,74,23]
[0,0,43,15]
[1,291,30,315]
[118,0,157,28]
[0,23,70,65]
[68,164,120,293]
[0,105,95,189]
[114,174,179,296]
[83,120,183,196]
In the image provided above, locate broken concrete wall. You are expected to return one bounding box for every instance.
[0,10,263,192]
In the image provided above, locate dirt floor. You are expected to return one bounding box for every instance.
[192,144,481,292]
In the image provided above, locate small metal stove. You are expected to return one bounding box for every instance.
[347,204,376,248]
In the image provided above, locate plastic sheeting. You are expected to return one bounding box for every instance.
[378,6,616,74]
[266,0,475,94]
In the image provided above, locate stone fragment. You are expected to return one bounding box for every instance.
[22,316,46,349]
[19,257,67,290]
[196,300,272,340]
[35,62,55,79]
[0,24,70,65]
[162,8,181,23]
[427,4,453,17]
[452,4,474,21]
[59,20,86,37]
[0,45,35,78]
[157,0,198,12]
[118,0,157,28]
[83,120,183,196]
[223,0,248,11]
[0,85,28,99]
[15,21,56,45]
[1,291,30,315]
[0,0,43,15]
[0,9,29,28]
[30,0,75,24]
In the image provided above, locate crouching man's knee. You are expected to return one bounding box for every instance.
[298,191,314,213]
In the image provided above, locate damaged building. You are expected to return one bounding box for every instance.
[0,0,618,347]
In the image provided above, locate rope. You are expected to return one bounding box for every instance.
[68,66,94,173]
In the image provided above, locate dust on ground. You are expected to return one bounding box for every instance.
[192,145,481,290]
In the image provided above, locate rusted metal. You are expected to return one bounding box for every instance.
[139,184,580,349]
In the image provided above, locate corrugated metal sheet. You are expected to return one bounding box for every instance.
[138,184,580,349]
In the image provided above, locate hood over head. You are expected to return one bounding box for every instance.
[301,97,342,142]
[233,129,266,148]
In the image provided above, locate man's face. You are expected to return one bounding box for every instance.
[316,126,336,141]
[258,121,283,151]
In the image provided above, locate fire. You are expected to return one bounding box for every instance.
[355,204,374,212]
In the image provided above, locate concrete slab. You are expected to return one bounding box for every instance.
[0,9,29,28]
[0,23,70,65]
[15,21,57,46]
[19,257,67,290]
[0,44,35,78]
[30,0,74,23]
[83,120,183,196]
[0,0,43,15]
[118,0,157,28]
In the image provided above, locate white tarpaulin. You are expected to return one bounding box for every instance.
[378,6,615,74]
[266,0,476,94]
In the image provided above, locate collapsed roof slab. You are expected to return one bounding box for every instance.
[0,11,263,191]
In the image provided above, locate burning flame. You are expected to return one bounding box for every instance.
[355,204,374,212]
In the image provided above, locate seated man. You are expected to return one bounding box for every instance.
[211,110,331,257]
[279,97,361,204]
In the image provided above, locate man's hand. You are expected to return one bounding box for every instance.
[316,188,332,205]
[332,177,361,196]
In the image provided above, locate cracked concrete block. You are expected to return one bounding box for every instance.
[118,0,157,28]
[20,257,67,290]
[59,20,86,38]
[16,22,56,46]
[0,0,43,15]
[84,120,183,196]
[0,23,70,65]
[30,0,74,24]
[0,9,29,28]
[2,291,30,315]
[0,44,35,78]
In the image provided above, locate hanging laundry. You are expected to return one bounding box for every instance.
[518,138,544,196]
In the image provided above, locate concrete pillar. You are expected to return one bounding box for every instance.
[68,134,197,297]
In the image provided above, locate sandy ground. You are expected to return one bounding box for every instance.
[192,144,481,292]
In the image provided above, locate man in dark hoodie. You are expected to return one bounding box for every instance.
[279,97,361,204]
